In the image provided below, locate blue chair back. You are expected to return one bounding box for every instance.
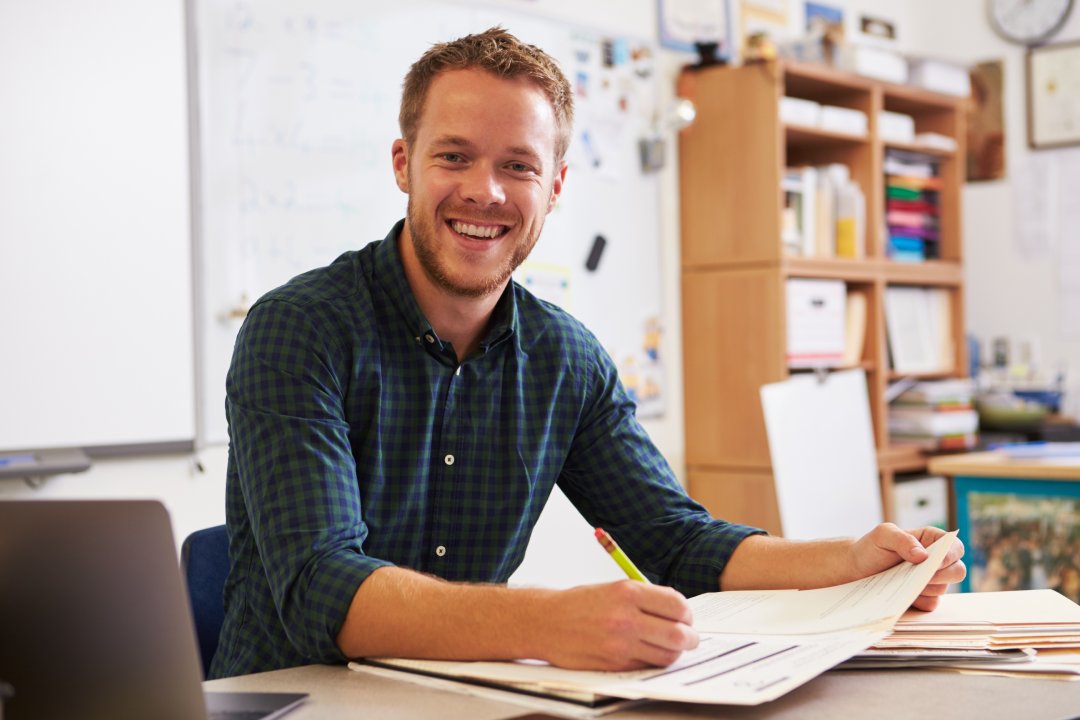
[180,524,229,678]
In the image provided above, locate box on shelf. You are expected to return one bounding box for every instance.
[780,96,822,127]
[908,57,971,97]
[785,278,846,369]
[820,105,868,136]
[840,44,908,84]
[893,475,948,530]
[879,110,916,144]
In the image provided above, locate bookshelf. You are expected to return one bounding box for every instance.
[677,60,968,534]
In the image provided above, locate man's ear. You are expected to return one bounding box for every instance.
[392,139,409,193]
[547,159,568,213]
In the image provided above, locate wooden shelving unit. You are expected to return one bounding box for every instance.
[677,60,968,535]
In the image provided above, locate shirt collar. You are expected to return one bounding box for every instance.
[374,220,518,359]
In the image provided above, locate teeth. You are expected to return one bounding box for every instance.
[452,221,504,239]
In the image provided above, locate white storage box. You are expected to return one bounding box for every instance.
[780,96,822,127]
[879,110,916,143]
[820,105,868,136]
[893,475,949,530]
[841,44,908,84]
[909,58,971,97]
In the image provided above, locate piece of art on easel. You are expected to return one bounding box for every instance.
[967,59,1007,182]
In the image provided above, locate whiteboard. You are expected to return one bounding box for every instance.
[0,0,195,452]
[760,369,883,540]
[190,0,665,444]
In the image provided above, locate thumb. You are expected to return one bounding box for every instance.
[902,537,929,563]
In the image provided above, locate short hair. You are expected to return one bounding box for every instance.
[399,27,574,161]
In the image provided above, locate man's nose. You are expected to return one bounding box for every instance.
[459,163,506,206]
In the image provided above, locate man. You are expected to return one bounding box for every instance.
[212,28,965,680]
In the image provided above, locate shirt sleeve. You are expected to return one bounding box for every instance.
[556,346,766,598]
[226,297,393,663]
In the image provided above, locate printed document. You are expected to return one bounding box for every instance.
[354,532,957,706]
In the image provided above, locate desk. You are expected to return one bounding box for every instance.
[204,663,1080,719]
[929,450,1080,601]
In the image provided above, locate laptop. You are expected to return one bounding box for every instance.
[0,500,307,720]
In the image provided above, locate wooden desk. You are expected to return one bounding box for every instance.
[929,450,1080,600]
[929,450,1080,482]
[205,663,1080,719]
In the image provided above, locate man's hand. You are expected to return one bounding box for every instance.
[851,523,966,611]
[536,581,699,671]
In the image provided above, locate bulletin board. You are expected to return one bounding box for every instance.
[190,0,666,444]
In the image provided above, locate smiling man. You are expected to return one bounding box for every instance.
[213,28,965,680]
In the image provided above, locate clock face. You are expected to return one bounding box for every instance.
[988,0,1075,44]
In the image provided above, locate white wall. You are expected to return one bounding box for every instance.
[904,0,1080,418]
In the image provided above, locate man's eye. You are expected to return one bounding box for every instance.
[508,163,532,173]
[441,153,464,163]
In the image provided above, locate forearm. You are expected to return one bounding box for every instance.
[336,565,553,661]
[718,534,860,591]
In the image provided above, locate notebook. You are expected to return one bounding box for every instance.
[0,499,307,720]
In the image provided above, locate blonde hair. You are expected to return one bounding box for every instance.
[399,27,574,160]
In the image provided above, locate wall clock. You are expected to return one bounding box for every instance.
[988,0,1074,45]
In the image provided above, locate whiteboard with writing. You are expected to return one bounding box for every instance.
[191,0,665,444]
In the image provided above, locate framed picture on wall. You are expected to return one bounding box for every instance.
[658,0,733,60]
[1027,39,1080,149]
[955,475,1080,604]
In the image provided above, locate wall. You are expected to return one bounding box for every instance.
[904,0,1080,418]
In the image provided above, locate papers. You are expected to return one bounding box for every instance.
[351,533,958,707]
[856,589,1080,679]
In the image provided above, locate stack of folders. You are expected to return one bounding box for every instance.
[889,379,978,451]
[885,150,941,262]
[781,163,865,259]
[843,590,1080,679]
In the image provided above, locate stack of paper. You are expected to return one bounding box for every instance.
[846,589,1080,679]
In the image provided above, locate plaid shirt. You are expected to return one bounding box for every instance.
[211,221,764,678]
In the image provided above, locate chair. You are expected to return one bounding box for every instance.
[180,524,229,678]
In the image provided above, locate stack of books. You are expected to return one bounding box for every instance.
[889,379,978,450]
[884,149,941,262]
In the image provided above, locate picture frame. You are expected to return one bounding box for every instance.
[955,475,1080,604]
[1027,39,1080,149]
[658,0,734,60]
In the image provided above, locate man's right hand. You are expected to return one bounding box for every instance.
[534,580,698,671]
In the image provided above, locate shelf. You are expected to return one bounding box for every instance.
[678,62,966,531]
[886,369,960,382]
[786,123,869,148]
[883,260,963,286]
[882,139,957,159]
[782,256,878,281]
[878,445,929,473]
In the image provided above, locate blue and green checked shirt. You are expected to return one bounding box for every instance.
[211,221,764,679]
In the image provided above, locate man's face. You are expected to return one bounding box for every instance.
[393,69,567,299]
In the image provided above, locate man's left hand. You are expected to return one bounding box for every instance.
[851,524,966,611]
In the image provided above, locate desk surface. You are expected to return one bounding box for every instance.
[929,450,1080,480]
[205,662,1080,719]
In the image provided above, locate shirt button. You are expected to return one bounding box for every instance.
[435,545,447,557]
[444,454,455,465]
[425,333,435,343]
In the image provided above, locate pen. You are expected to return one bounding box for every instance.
[594,527,650,583]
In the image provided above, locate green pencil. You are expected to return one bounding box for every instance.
[594,527,650,583]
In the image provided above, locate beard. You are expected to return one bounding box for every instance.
[406,195,541,299]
